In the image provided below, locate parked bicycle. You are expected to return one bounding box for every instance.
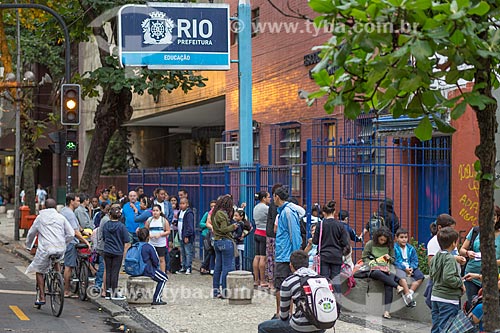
[69,243,93,301]
[35,254,64,317]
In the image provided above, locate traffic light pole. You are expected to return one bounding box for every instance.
[0,3,71,241]
[66,155,72,194]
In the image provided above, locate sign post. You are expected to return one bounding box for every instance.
[118,3,230,70]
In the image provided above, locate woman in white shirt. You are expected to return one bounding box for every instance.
[145,204,171,272]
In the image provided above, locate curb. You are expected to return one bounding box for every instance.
[89,296,163,333]
[0,234,10,246]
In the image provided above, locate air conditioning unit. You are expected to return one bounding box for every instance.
[215,142,239,164]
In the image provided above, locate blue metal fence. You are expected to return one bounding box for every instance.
[129,136,451,268]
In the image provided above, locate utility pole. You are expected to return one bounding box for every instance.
[238,0,253,209]
[0,3,71,240]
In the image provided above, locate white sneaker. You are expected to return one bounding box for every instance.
[111,293,126,301]
[185,268,191,275]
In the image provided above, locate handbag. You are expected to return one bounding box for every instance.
[353,259,370,278]
[312,221,323,274]
[443,310,479,333]
[203,231,213,251]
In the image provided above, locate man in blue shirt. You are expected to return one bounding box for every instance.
[123,191,140,245]
[272,186,304,319]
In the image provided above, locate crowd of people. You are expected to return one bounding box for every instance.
[23,182,500,332]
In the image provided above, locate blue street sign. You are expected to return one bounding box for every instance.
[118,3,230,70]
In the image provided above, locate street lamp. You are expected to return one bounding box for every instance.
[0,71,48,241]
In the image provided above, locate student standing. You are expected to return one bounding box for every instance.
[145,204,171,273]
[102,206,130,300]
[429,227,465,333]
[176,198,195,274]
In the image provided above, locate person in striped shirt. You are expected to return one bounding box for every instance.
[258,250,327,333]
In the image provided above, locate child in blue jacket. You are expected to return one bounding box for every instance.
[394,228,425,297]
[137,228,168,305]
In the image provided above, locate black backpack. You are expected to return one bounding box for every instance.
[169,247,181,273]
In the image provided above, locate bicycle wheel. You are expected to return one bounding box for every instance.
[50,272,64,317]
[78,263,89,301]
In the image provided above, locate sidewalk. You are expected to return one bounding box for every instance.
[0,210,431,333]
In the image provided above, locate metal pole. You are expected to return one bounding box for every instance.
[238,0,252,207]
[0,3,71,240]
[13,3,21,241]
[66,156,72,194]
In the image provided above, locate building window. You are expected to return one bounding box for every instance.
[340,116,386,199]
[230,7,259,45]
[279,126,301,192]
[326,122,336,158]
[251,8,260,37]
[253,131,260,162]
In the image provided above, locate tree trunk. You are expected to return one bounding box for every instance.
[79,88,133,195]
[474,61,500,332]
[23,164,35,215]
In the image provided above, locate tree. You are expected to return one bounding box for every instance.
[308,0,499,330]
[75,1,206,195]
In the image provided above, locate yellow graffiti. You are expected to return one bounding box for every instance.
[459,194,479,214]
[468,180,479,198]
[458,163,477,181]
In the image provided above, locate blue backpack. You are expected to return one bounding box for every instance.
[124,242,147,276]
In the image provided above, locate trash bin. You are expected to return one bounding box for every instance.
[19,206,30,229]
[20,206,36,230]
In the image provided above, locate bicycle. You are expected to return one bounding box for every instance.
[34,254,64,317]
[73,243,92,301]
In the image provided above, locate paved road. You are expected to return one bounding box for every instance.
[0,245,113,332]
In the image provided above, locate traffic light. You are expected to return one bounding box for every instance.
[48,131,63,155]
[65,129,78,153]
[61,84,80,125]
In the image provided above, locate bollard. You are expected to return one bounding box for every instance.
[226,270,254,305]
[0,206,6,214]
[6,210,14,219]
[126,276,156,304]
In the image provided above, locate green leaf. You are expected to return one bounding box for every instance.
[344,101,361,119]
[409,0,432,9]
[466,94,492,110]
[451,101,467,120]
[415,116,433,141]
[411,40,433,61]
[468,1,490,16]
[474,160,481,172]
[308,0,336,13]
[482,173,494,181]
[312,69,332,87]
[433,116,456,134]
[307,90,328,99]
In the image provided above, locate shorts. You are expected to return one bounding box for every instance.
[274,262,292,290]
[254,234,266,256]
[395,268,425,281]
[64,243,77,268]
[155,246,166,257]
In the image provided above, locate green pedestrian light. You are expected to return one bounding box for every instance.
[65,141,77,151]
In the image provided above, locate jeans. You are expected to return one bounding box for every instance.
[258,318,325,333]
[431,301,459,333]
[464,280,481,305]
[320,262,341,295]
[369,270,400,311]
[179,241,194,270]
[165,247,171,272]
[95,254,105,289]
[212,239,235,297]
[235,249,244,270]
[202,247,215,271]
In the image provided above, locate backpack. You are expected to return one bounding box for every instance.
[297,275,339,330]
[124,242,147,276]
[461,226,480,277]
[368,212,386,237]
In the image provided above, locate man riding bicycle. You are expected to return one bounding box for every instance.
[25,198,75,305]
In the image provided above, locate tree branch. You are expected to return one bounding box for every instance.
[266,0,312,21]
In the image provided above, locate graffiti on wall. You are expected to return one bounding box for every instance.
[457,163,479,225]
